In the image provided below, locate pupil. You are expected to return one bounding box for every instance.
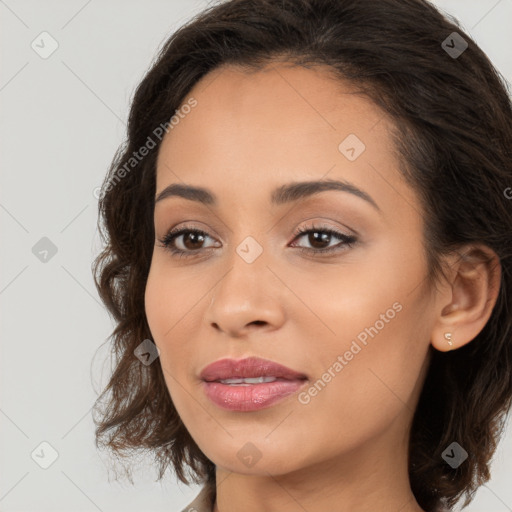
[184,232,204,249]
[310,231,330,248]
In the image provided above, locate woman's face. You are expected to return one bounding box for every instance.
[145,63,442,476]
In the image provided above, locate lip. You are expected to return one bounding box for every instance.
[199,356,307,382]
[200,357,308,412]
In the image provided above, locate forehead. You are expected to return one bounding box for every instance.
[158,63,386,152]
[154,63,414,218]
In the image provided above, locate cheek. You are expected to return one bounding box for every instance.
[294,233,431,412]
[290,227,427,345]
[144,267,168,343]
[144,260,209,395]
[145,253,195,340]
[144,270,194,416]
[144,265,188,369]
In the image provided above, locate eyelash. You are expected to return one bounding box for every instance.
[157,223,358,259]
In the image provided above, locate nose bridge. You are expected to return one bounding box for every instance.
[213,236,270,305]
[206,234,285,334]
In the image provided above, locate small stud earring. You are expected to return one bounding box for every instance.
[444,332,453,350]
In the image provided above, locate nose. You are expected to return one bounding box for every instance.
[205,249,286,338]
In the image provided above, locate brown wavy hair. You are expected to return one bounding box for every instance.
[91,0,512,510]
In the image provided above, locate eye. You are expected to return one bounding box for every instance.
[289,223,358,255]
[157,225,220,259]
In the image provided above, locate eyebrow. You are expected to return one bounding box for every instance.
[154,179,380,212]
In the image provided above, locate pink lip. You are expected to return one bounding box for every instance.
[200,357,308,412]
[200,356,307,381]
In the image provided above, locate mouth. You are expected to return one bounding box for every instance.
[199,356,308,412]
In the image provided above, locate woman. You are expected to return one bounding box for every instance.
[92,1,512,511]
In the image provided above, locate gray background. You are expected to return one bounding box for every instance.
[1,1,511,511]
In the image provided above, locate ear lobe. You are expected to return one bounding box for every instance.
[430,244,501,352]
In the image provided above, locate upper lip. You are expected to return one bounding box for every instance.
[200,356,308,382]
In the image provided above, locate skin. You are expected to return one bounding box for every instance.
[144,63,501,512]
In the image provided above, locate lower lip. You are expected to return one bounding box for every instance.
[202,379,307,411]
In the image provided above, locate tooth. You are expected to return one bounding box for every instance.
[243,376,277,384]
[219,376,278,385]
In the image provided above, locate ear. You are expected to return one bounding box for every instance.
[430,244,502,352]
